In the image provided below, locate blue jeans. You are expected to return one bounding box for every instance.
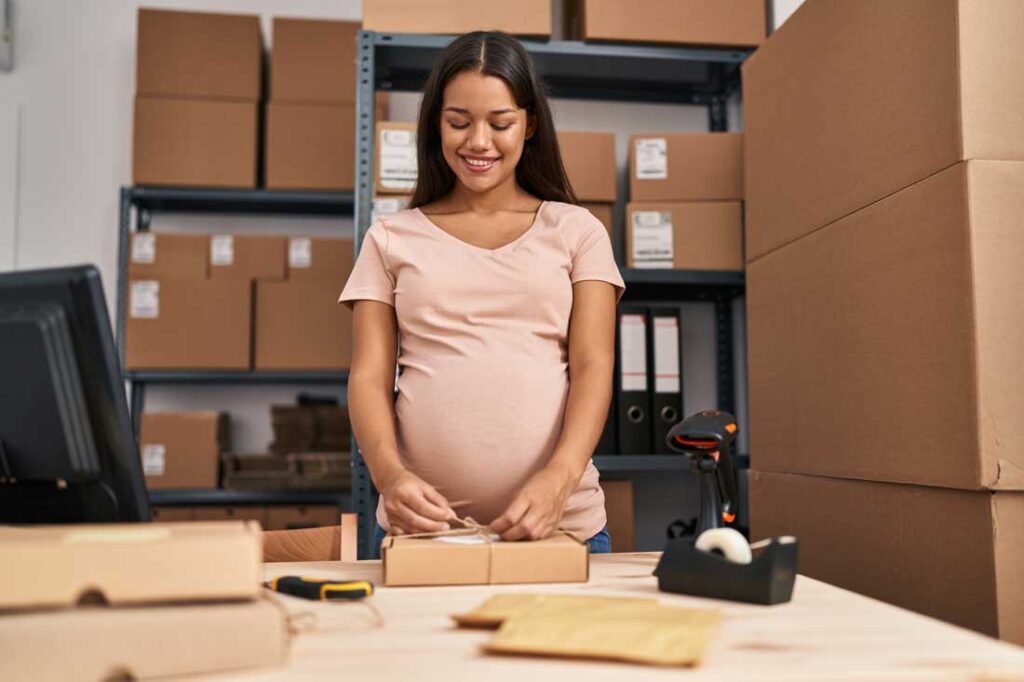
[372,523,611,559]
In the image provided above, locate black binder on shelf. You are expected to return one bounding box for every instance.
[649,306,684,454]
[594,395,617,456]
[616,305,651,454]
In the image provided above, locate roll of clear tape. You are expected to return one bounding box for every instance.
[695,527,752,564]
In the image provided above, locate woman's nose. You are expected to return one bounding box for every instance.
[467,122,490,151]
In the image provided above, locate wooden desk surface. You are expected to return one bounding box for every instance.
[210,553,1024,681]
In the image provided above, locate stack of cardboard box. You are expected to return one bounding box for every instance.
[363,0,552,36]
[139,411,230,490]
[558,131,617,236]
[743,0,1024,645]
[569,0,765,46]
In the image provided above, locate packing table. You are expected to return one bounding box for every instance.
[215,553,1024,680]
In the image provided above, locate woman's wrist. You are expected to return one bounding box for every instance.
[371,458,407,493]
[543,456,584,497]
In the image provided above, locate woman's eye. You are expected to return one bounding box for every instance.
[448,121,470,130]
[492,123,513,131]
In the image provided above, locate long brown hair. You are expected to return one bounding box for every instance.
[409,31,576,208]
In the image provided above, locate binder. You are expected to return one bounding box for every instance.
[594,393,617,456]
[649,307,684,454]
[616,305,651,454]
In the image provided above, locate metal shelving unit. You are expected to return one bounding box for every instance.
[150,489,352,507]
[352,32,752,558]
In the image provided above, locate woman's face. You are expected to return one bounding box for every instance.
[439,71,535,195]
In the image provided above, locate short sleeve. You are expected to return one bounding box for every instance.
[570,215,626,302]
[339,221,396,308]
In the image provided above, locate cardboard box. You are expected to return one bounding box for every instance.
[629,133,743,202]
[581,202,613,237]
[255,279,353,370]
[750,470,1024,645]
[376,121,418,195]
[558,131,616,202]
[208,234,287,281]
[136,8,262,99]
[265,504,339,531]
[1,599,287,682]
[0,521,261,609]
[382,531,588,586]
[265,102,355,191]
[600,480,635,552]
[626,202,743,270]
[748,161,1024,491]
[127,232,208,280]
[363,0,551,36]
[139,411,230,490]
[192,506,267,525]
[270,18,358,103]
[133,96,258,188]
[151,506,195,522]
[577,0,765,47]
[286,237,354,281]
[742,0,1024,262]
[125,278,252,370]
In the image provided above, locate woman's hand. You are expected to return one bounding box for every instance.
[381,468,454,535]
[490,464,575,541]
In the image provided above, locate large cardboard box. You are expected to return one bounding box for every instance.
[743,0,1024,262]
[577,0,764,47]
[629,133,743,202]
[139,411,230,490]
[287,237,354,282]
[558,131,616,203]
[626,202,743,270]
[128,232,208,280]
[265,504,339,531]
[271,18,358,103]
[376,121,418,195]
[125,278,252,370]
[363,0,551,36]
[255,279,353,370]
[133,96,258,188]
[750,470,1024,645]
[208,234,287,281]
[265,102,355,191]
[748,161,1024,491]
[136,8,262,99]
[600,480,635,552]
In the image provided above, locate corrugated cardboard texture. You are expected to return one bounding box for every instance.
[128,233,208,280]
[629,133,742,202]
[133,96,258,188]
[580,0,764,47]
[265,103,355,191]
[271,18,358,104]
[0,521,261,609]
[600,480,635,552]
[581,203,613,237]
[125,278,252,370]
[363,0,552,36]
[1,598,286,682]
[208,235,287,281]
[139,412,229,490]
[254,279,353,370]
[265,505,339,531]
[287,237,354,281]
[626,201,743,270]
[750,471,1024,645]
[747,162,1024,490]
[135,8,262,99]
[558,131,617,202]
[742,0,1024,262]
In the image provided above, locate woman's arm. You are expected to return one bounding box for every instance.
[490,280,618,541]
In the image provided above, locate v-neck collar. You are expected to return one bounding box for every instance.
[414,202,547,255]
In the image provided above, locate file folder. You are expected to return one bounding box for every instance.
[617,306,651,454]
[649,307,683,454]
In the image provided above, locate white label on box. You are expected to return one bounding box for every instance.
[131,233,156,264]
[210,234,235,266]
[129,280,160,319]
[379,129,417,190]
[434,533,502,545]
[631,211,673,268]
[371,196,410,224]
[653,317,681,393]
[619,313,648,392]
[142,444,166,476]
[635,138,668,180]
[289,237,312,269]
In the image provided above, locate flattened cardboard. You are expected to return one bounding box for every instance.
[363,0,552,36]
[742,0,1024,262]
[0,521,262,609]
[254,279,353,370]
[127,232,208,280]
[600,480,635,552]
[629,132,743,202]
[748,162,1024,491]
[286,237,354,281]
[139,411,229,490]
[581,202,613,237]
[1,598,287,682]
[382,531,589,587]
[626,201,743,270]
[265,102,355,191]
[558,131,617,202]
[208,234,287,281]
[453,593,657,628]
[578,0,765,47]
[750,471,1024,646]
[270,18,359,103]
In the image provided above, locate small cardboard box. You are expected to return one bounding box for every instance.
[626,201,743,270]
[375,121,418,195]
[208,234,287,281]
[270,18,359,103]
[363,0,552,36]
[265,102,355,191]
[286,236,353,281]
[136,8,263,99]
[254,279,353,370]
[629,132,743,202]
[139,411,229,490]
[558,131,617,203]
[265,504,339,531]
[382,531,589,587]
[576,0,765,47]
[127,232,209,280]
[1,598,287,682]
[125,277,252,370]
[0,521,262,609]
[581,203,613,238]
[133,96,258,188]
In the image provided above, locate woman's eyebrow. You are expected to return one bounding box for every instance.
[442,106,517,115]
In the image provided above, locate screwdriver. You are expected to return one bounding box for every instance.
[264,576,374,601]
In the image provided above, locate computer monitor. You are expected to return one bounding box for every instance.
[0,265,150,523]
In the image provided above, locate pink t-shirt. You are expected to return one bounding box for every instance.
[339,201,625,539]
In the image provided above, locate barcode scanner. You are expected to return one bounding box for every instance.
[665,409,740,537]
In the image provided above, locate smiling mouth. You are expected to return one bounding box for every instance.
[459,154,500,173]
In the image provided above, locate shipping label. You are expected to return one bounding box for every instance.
[130,280,160,319]
[635,138,668,180]
[379,128,418,190]
[631,211,673,269]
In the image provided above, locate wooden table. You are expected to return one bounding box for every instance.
[211,553,1024,681]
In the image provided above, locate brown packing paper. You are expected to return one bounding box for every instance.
[453,593,657,629]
